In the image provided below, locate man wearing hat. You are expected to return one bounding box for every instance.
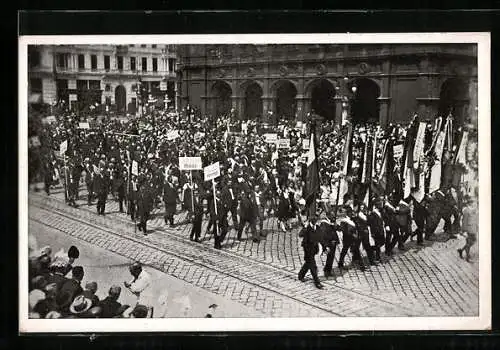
[163,175,178,228]
[297,216,323,289]
[94,166,110,215]
[69,295,93,317]
[84,159,95,206]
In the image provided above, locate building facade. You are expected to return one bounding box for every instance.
[28,44,177,114]
[177,44,477,126]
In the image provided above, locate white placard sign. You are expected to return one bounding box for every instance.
[263,133,278,143]
[179,157,203,171]
[393,144,404,158]
[131,160,139,176]
[59,140,68,156]
[277,139,291,149]
[78,122,90,129]
[204,162,221,181]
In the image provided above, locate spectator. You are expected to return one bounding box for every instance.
[58,265,84,311]
[99,285,126,318]
[80,281,100,307]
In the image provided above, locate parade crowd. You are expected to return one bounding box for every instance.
[28,101,479,293]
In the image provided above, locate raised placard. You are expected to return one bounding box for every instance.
[78,122,90,129]
[179,157,203,171]
[277,139,291,149]
[393,144,404,158]
[204,162,220,182]
[59,140,68,156]
[263,133,278,143]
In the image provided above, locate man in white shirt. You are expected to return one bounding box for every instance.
[124,262,153,308]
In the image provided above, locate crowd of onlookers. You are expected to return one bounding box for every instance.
[28,244,153,318]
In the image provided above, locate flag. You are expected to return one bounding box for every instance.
[378,138,397,195]
[338,123,353,205]
[454,130,469,166]
[304,132,320,208]
[402,116,419,198]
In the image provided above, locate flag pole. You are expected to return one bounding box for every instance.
[63,154,69,201]
[212,179,219,237]
[190,170,195,218]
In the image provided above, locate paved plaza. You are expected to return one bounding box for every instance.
[28,182,479,317]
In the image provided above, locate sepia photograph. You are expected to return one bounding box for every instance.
[19,33,491,332]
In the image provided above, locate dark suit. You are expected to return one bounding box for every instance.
[338,218,364,269]
[163,182,177,226]
[367,209,385,260]
[213,198,229,249]
[137,186,153,232]
[298,224,321,284]
[58,278,83,311]
[114,172,126,212]
[382,202,400,255]
[94,173,109,215]
[317,220,339,276]
[190,201,204,242]
[84,167,94,205]
[353,212,375,264]
[99,297,124,318]
[237,194,258,240]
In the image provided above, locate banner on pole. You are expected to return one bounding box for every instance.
[179,157,203,171]
[263,133,278,143]
[204,162,220,182]
[59,140,68,156]
[412,122,427,169]
[277,139,291,149]
[132,160,139,176]
[167,130,180,141]
[393,144,404,159]
[78,122,90,129]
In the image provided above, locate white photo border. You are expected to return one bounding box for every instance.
[19,32,491,333]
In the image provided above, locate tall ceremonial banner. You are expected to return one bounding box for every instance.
[378,138,396,195]
[401,117,419,198]
[428,131,446,193]
[338,123,353,205]
[413,122,427,169]
[304,132,320,208]
[455,130,469,166]
[428,116,452,193]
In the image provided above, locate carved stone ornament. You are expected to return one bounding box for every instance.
[359,62,370,74]
[279,65,289,77]
[247,67,256,77]
[216,68,226,78]
[316,64,326,75]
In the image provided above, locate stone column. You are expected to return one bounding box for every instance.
[378,97,391,127]
[294,95,305,122]
[231,95,244,119]
[334,97,343,125]
[261,95,274,123]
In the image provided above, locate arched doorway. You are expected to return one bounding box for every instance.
[274,80,297,119]
[349,78,380,124]
[244,82,263,120]
[211,81,232,116]
[310,79,336,121]
[439,78,469,124]
[115,85,126,114]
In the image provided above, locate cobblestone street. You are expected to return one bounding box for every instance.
[28,182,480,317]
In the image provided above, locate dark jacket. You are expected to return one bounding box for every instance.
[239,195,257,222]
[368,209,385,245]
[58,278,83,306]
[98,297,123,318]
[299,224,319,257]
